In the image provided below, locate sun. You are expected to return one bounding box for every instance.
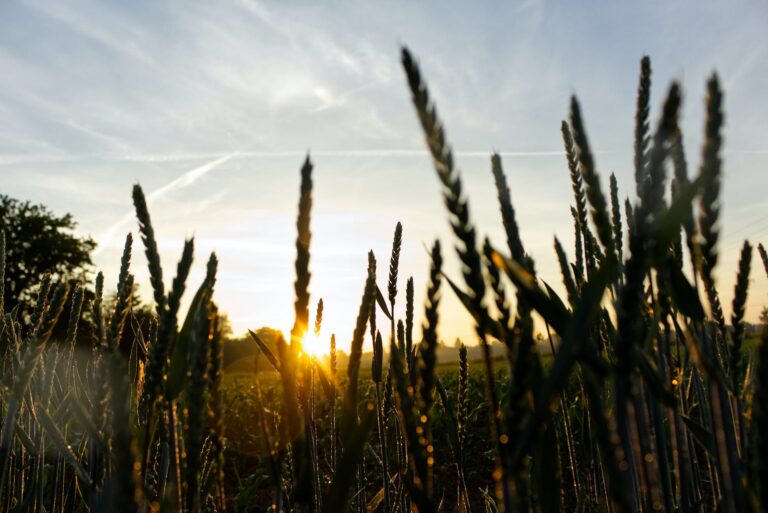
[300,331,327,358]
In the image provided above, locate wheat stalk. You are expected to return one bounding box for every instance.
[491,154,525,262]
[569,97,616,261]
[730,241,752,385]
[758,244,768,279]
[291,155,313,350]
[402,46,512,512]
[610,173,624,265]
[634,56,652,194]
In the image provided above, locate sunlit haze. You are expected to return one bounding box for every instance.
[2,1,767,351]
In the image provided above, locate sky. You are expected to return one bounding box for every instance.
[1,0,767,351]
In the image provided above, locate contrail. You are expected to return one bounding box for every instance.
[93,153,234,255]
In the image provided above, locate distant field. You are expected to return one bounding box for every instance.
[222,353,511,386]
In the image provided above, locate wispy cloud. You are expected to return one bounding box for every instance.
[19,0,154,65]
[93,153,234,254]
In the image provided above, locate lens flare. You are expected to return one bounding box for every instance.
[301,331,327,357]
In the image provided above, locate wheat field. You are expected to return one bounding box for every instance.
[1,47,767,513]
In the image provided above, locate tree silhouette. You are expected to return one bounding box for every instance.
[1,194,96,313]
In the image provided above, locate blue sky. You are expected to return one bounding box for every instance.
[1,0,767,349]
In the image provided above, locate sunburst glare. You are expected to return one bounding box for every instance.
[300,330,328,357]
